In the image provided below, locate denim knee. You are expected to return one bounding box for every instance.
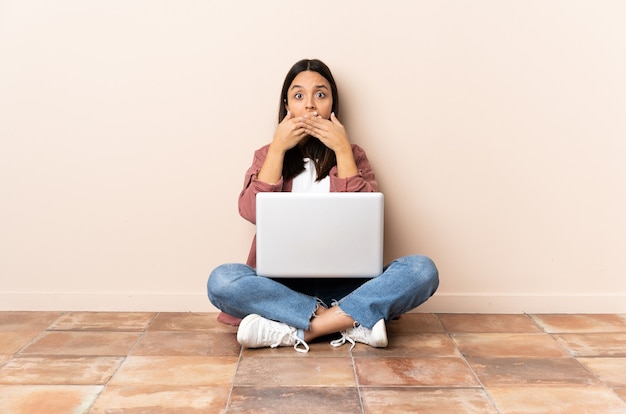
[404,254,439,294]
[207,263,247,304]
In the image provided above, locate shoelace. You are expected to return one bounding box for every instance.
[330,333,356,350]
[293,336,310,353]
[268,330,310,353]
[330,322,374,350]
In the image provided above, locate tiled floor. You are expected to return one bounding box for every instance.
[1,312,626,413]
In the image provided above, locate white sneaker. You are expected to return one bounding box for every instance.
[330,319,388,350]
[237,314,310,353]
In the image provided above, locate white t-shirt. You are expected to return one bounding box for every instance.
[291,158,330,193]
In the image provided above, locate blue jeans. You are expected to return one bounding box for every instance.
[207,255,439,330]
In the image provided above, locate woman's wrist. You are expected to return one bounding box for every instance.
[334,142,354,160]
[335,147,358,178]
[259,144,286,184]
[269,139,291,158]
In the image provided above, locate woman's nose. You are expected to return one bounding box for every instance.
[305,97,316,109]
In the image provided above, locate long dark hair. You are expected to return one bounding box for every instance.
[279,59,340,182]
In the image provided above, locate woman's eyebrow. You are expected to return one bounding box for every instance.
[290,84,329,90]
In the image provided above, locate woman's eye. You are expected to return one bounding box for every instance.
[316,92,326,98]
[294,92,303,99]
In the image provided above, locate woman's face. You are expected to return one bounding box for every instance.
[285,71,333,119]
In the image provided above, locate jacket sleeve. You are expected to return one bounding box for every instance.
[238,145,284,224]
[329,144,379,192]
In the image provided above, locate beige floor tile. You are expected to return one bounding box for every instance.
[132,331,240,356]
[0,356,122,385]
[486,386,626,414]
[578,357,626,387]
[553,333,626,357]
[0,312,62,331]
[241,340,351,357]
[468,357,601,387]
[90,385,230,414]
[531,314,626,333]
[3,311,626,413]
[387,313,445,333]
[0,355,11,366]
[48,311,155,331]
[109,355,238,386]
[149,312,237,333]
[614,388,626,402]
[356,357,479,387]
[229,386,361,413]
[235,356,356,387]
[352,333,460,357]
[0,384,102,414]
[361,387,498,414]
[0,331,41,354]
[453,333,570,358]
[437,314,543,333]
[20,331,141,356]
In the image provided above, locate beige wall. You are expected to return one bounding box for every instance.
[1,1,625,312]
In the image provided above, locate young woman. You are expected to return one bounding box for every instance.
[207,59,439,353]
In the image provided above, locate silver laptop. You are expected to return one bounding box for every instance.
[255,192,384,278]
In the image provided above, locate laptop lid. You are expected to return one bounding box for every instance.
[255,192,384,278]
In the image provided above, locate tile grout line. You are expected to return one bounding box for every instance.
[85,311,160,414]
[350,346,366,414]
[528,312,626,399]
[0,313,69,389]
[435,313,503,414]
[546,329,626,402]
[223,342,244,413]
[11,311,69,357]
